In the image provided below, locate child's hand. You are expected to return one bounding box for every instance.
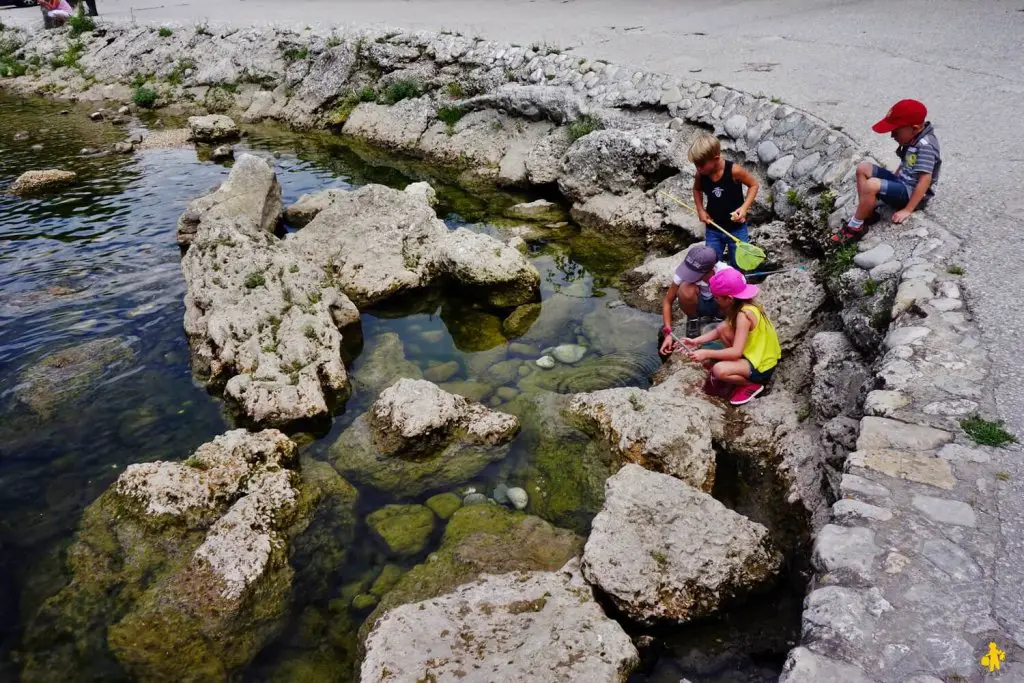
[659,335,675,356]
[688,348,710,363]
[698,210,711,224]
[681,337,699,350]
[730,207,747,223]
[892,209,912,224]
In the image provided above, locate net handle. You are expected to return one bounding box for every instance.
[656,191,743,245]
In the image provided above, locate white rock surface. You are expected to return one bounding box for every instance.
[582,465,781,625]
[360,560,639,682]
[506,486,529,510]
[853,243,895,270]
[550,343,588,364]
[439,227,541,307]
[188,114,241,142]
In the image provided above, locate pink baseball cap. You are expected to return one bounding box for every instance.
[709,268,759,299]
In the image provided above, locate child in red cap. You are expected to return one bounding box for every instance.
[680,268,781,406]
[833,99,941,243]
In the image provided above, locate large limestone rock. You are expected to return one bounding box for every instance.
[331,379,520,497]
[187,114,241,142]
[20,430,357,683]
[288,183,446,307]
[582,464,782,625]
[568,362,724,491]
[180,203,360,427]
[7,169,77,195]
[360,503,583,641]
[461,84,589,124]
[811,331,870,420]
[439,227,541,307]
[757,266,826,350]
[350,331,423,397]
[177,153,283,247]
[361,560,639,683]
[282,188,347,228]
[621,248,689,312]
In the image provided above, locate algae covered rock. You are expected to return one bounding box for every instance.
[583,465,781,628]
[361,560,638,683]
[366,504,436,556]
[14,336,137,418]
[502,302,542,338]
[19,430,356,683]
[350,331,423,397]
[424,492,462,520]
[7,169,77,196]
[360,503,583,641]
[331,379,519,497]
[439,303,508,352]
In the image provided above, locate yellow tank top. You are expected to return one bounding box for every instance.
[741,304,781,373]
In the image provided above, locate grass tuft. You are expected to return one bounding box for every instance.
[436,105,467,134]
[961,415,1017,447]
[133,86,157,108]
[823,243,858,279]
[244,272,266,289]
[381,79,420,105]
[863,278,879,296]
[947,265,964,275]
[567,114,602,142]
[68,11,96,38]
[158,27,173,38]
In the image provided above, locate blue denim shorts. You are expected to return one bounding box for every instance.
[871,166,910,209]
[704,223,750,270]
[745,358,776,385]
[697,296,721,318]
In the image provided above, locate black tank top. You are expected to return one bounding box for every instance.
[700,160,745,231]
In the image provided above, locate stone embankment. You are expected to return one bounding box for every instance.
[1,16,1010,683]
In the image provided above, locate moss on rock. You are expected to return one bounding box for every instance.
[424,492,462,519]
[360,504,582,642]
[366,504,436,556]
[439,303,507,352]
[369,564,406,597]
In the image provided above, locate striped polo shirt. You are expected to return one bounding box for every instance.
[895,122,941,196]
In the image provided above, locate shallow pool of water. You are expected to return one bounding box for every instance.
[0,92,799,682]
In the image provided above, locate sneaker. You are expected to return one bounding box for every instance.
[830,224,867,244]
[729,383,764,406]
[685,317,701,338]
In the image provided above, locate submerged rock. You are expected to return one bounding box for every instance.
[361,560,638,682]
[504,198,566,222]
[366,504,436,556]
[550,343,587,364]
[536,355,556,369]
[20,430,355,683]
[360,503,583,641]
[7,169,77,196]
[15,336,137,417]
[503,302,542,338]
[582,464,782,626]
[568,363,724,491]
[188,114,241,142]
[331,378,519,497]
[424,492,462,519]
[350,331,423,397]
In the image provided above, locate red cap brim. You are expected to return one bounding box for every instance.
[872,118,897,134]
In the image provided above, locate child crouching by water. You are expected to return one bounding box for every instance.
[679,268,781,406]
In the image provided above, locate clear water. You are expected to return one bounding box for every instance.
[0,93,798,682]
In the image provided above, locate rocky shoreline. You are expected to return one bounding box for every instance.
[1,16,1006,683]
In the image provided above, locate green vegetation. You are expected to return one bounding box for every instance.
[304,326,317,341]
[651,550,668,566]
[158,27,173,37]
[567,114,603,142]
[961,415,1017,447]
[244,272,266,289]
[823,243,858,279]
[51,40,86,70]
[68,12,96,38]
[326,36,342,48]
[870,308,892,330]
[818,189,836,215]
[183,455,210,470]
[381,79,420,105]
[863,278,880,296]
[771,96,782,104]
[195,23,212,36]
[947,264,964,275]
[436,105,467,134]
[996,471,1011,482]
[0,56,27,78]
[166,58,195,85]
[133,86,157,108]
[282,46,309,62]
[444,81,464,98]
[785,188,806,209]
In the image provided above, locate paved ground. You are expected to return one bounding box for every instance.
[4,0,1024,671]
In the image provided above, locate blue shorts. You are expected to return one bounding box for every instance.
[745,358,775,385]
[704,223,750,271]
[871,166,911,210]
[697,296,721,318]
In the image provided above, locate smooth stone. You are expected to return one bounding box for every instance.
[495,386,519,401]
[767,154,794,180]
[869,261,902,281]
[923,399,978,417]
[856,416,953,451]
[931,298,963,312]
[536,355,556,369]
[508,342,539,357]
[832,499,893,522]
[848,450,956,489]
[793,152,821,178]
[551,344,587,364]
[724,114,747,139]
[939,281,961,299]
[423,361,460,384]
[912,495,977,527]
[493,483,510,505]
[463,492,488,506]
[893,279,934,316]
[812,524,880,580]
[921,539,982,581]
[756,140,780,164]
[506,487,528,510]
[853,244,895,270]
[840,474,890,500]
[883,326,931,349]
[421,330,446,344]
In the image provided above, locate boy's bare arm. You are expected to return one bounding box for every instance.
[730,165,760,222]
[893,173,932,223]
[692,176,710,223]
[661,283,680,331]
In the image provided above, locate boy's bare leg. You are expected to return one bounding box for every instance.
[853,162,882,222]
[676,283,699,317]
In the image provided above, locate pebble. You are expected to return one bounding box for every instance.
[89,111,104,121]
[550,344,586,364]
[853,243,895,270]
[869,261,902,281]
[506,487,528,510]
[493,484,509,505]
[535,355,556,369]
[211,145,234,161]
[463,492,488,506]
